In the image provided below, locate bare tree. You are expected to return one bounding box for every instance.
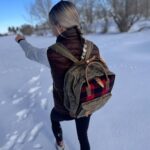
[20,24,34,35]
[27,0,52,27]
[70,0,100,33]
[95,0,110,33]
[104,0,144,32]
[142,0,150,18]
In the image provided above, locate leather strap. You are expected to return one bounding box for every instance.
[51,43,79,63]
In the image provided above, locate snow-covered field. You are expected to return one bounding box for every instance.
[0,30,150,150]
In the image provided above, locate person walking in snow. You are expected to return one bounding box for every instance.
[16,1,101,150]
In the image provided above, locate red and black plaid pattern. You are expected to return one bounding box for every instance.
[80,75,115,103]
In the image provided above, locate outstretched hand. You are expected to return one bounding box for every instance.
[15,34,25,43]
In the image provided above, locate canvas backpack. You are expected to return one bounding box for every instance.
[51,40,115,118]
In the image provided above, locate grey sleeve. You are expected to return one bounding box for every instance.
[19,40,50,67]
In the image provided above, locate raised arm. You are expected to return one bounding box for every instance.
[15,34,50,67]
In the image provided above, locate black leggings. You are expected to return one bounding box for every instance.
[50,108,91,150]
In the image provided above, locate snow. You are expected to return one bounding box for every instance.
[129,19,150,32]
[40,98,48,110]
[0,30,150,150]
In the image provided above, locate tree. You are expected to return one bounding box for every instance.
[20,24,34,35]
[8,27,12,33]
[8,26,19,34]
[95,0,110,33]
[27,0,52,27]
[105,0,144,32]
[70,0,99,33]
[142,0,150,18]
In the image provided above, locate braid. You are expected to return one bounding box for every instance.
[74,25,86,60]
[74,25,85,59]
[76,25,83,35]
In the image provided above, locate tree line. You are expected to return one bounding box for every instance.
[8,25,34,35]
[8,0,150,35]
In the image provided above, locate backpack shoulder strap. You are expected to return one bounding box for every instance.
[50,43,79,63]
[84,40,94,60]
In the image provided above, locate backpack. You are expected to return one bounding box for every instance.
[51,40,115,118]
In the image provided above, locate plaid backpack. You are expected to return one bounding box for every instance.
[51,40,115,118]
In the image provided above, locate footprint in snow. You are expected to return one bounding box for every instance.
[28,86,41,94]
[33,143,43,149]
[28,122,43,142]
[47,85,53,94]
[16,131,28,144]
[38,92,42,97]
[40,98,48,110]
[0,131,18,150]
[16,109,30,122]
[0,100,6,105]
[12,97,24,105]
[12,94,17,99]
[40,67,45,73]
[28,75,40,84]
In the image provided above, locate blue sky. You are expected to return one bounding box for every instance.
[0,0,59,33]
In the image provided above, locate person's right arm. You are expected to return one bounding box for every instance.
[15,34,50,67]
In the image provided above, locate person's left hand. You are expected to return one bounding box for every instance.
[15,34,25,43]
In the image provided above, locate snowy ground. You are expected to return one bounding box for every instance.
[0,30,150,150]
